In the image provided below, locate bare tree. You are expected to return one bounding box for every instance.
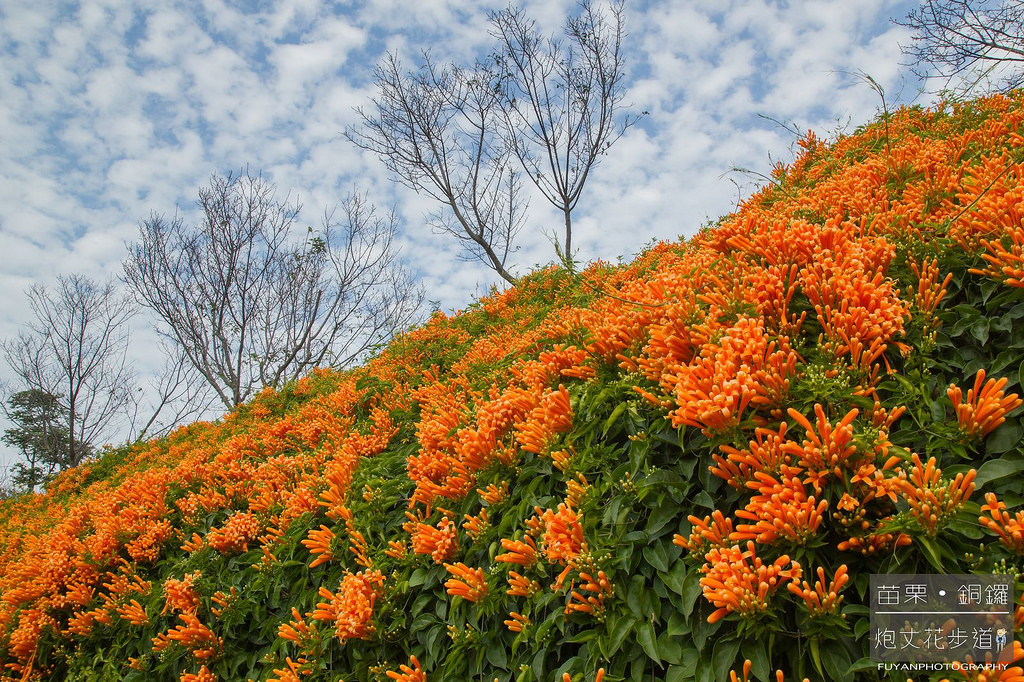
[1,275,134,467]
[491,0,639,268]
[123,170,422,409]
[125,340,216,443]
[347,0,638,280]
[347,55,526,284]
[897,0,1024,94]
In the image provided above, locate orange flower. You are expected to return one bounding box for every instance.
[700,541,801,623]
[898,453,976,535]
[948,369,1023,438]
[180,665,216,682]
[565,570,613,617]
[729,660,753,682]
[206,512,262,554]
[783,405,860,491]
[443,562,489,603]
[277,607,318,652]
[496,536,539,568]
[301,525,336,568]
[311,569,384,642]
[152,612,222,661]
[477,482,509,505]
[674,510,735,557]
[506,571,541,598]
[163,571,201,615]
[971,222,1024,288]
[504,611,531,632]
[540,503,585,566]
[386,655,427,682]
[786,565,850,617]
[732,475,828,545]
[116,599,150,626]
[462,508,489,540]
[979,492,1024,554]
[411,517,459,564]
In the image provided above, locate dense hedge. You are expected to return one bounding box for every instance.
[2,92,1024,682]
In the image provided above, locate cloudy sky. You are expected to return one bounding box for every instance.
[0,0,925,473]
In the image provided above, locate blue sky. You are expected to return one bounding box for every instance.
[0,0,923,473]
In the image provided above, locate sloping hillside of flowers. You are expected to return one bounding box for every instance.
[3,92,1024,682]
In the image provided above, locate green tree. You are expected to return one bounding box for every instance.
[1,389,71,491]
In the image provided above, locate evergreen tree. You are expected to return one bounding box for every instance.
[1,389,71,491]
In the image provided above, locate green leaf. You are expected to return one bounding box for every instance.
[971,318,990,344]
[679,570,702,618]
[486,642,508,670]
[605,614,637,657]
[820,640,853,682]
[603,401,628,436]
[917,536,945,572]
[712,637,742,682]
[975,455,1024,488]
[741,637,770,681]
[637,621,660,663]
[643,543,670,573]
[987,420,1023,455]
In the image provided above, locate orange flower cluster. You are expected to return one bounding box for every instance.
[947,369,1023,438]
[410,516,459,564]
[565,571,613,617]
[786,565,849,617]
[206,512,263,554]
[385,655,427,682]
[311,569,384,642]
[540,504,585,571]
[163,571,201,615]
[152,612,222,661]
[979,492,1024,554]
[898,453,976,535]
[699,541,801,623]
[443,563,489,603]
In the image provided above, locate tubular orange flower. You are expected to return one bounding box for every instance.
[477,482,509,506]
[909,257,953,319]
[700,541,801,623]
[268,657,306,682]
[506,571,541,598]
[674,510,735,557]
[948,369,1022,438]
[838,531,912,555]
[504,611,531,632]
[411,516,459,564]
[786,565,850,617]
[496,535,539,568]
[116,599,150,626]
[311,569,384,642]
[898,453,976,535]
[206,511,262,554]
[565,570,613,617]
[979,492,1024,554]
[301,525,336,568]
[386,655,427,682]
[732,475,828,545]
[783,405,860,491]
[444,562,489,602]
[971,222,1024,288]
[153,612,222,661]
[729,660,753,682]
[163,571,201,615]
[462,508,490,540]
[180,665,216,682]
[540,503,585,566]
